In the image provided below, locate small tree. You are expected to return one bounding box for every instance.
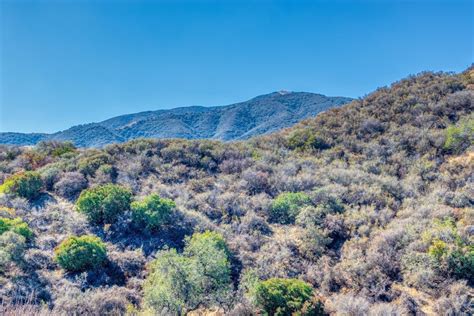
[184,231,232,301]
[76,184,132,224]
[270,192,311,224]
[143,231,232,314]
[131,194,175,232]
[254,278,315,316]
[0,171,43,200]
[54,235,107,272]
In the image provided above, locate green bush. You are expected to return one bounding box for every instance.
[270,192,311,224]
[54,235,107,272]
[76,184,132,224]
[0,231,27,268]
[0,217,33,240]
[254,278,315,316]
[287,129,330,151]
[425,218,473,282]
[77,152,112,176]
[143,231,232,314]
[36,141,76,157]
[0,171,43,200]
[444,116,473,154]
[131,194,175,232]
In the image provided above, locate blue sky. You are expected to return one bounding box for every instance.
[1,0,472,133]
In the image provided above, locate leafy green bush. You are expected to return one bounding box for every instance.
[36,141,76,157]
[270,192,311,224]
[287,129,330,151]
[77,152,112,176]
[54,235,107,272]
[425,218,473,282]
[0,231,27,268]
[76,184,132,224]
[253,278,315,316]
[143,231,232,314]
[0,171,43,200]
[444,116,473,154]
[131,194,175,232]
[0,217,33,240]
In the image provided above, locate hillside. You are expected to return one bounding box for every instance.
[0,92,352,147]
[0,68,472,315]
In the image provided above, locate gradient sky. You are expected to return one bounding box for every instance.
[0,0,472,133]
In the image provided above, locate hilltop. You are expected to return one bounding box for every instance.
[0,92,352,147]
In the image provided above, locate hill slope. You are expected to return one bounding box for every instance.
[0,92,352,147]
[0,68,472,315]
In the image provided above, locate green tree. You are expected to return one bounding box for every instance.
[54,235,107,272]
[270,192,311,224]
[144,249,199,315]
[254,278,315,316]
[143,231,232,314]
[184,231,232,301]
[131,194,175,232]
[76,184,132,225]
[0,171,43,200]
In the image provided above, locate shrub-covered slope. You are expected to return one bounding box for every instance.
[0,92,352,147]
[0,68,472,315]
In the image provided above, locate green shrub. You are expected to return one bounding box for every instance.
[36,141,76,157]
[444,116,473,154]
[425,218,473,282]
[270,192,311,224]
[76,184,132,224]
[0,217,33,240]
[287,129,330,151]
[253,278,315,316]
[77,152,112,176]
[0,171,43,200]
[54,235,107,272]
[144,249,198,314]
[143,231,232,314]
[0,231,27,268]
[131,194,175,232]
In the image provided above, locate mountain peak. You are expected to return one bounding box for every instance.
[0,92,353,147]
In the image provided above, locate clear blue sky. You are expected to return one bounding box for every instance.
[1,0,472,133]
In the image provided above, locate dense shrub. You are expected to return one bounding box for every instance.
[36,141,76,157]
[253,278,316,316]
[54,172,88,200]
[444,116,473,154]
[424,218,473,282]
[0,171,42,200]
[144,231,232,314]
[77,152,112,176]
[131,194,175,232]
[287,129,330,151]
[0,217,33,240]
[54,235,107,272]
[0,231,27,268]
[76,184,132,224]
[270,192,311,224]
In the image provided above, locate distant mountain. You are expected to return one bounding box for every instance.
[0,91,352,147]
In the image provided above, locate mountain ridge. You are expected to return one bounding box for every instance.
[0,91,352,147]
